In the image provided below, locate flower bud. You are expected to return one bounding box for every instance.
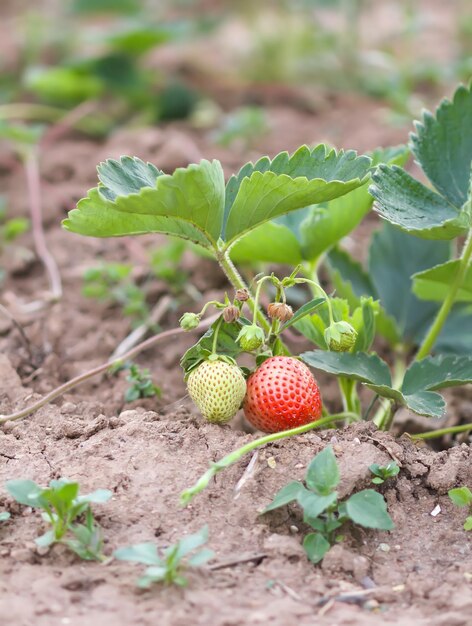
[179,312,200,331]
[324,321,357,352]
[235,289,250,302]
[267,302,294,323]
[223,305,240,323]
[237,324,265,351]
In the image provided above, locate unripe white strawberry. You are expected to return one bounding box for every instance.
[187,360,246,424]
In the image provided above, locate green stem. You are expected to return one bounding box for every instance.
[211,317,223,355]
[373,351,407,430]
[218,252,270,332]
[416,231,472,361]
[296,279,334,324]
[408,422,472,440]
[180,412,358,506]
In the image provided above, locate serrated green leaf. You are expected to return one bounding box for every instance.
[412,260,472,302]
[370,165,469,240]
[402,390,445,418]
[223,146,371,245]
[303,532,331,564]
[464,517,472,531]
[402,355,472,393]
[263,481,306,512]
[65,159,225,247]
[410,83,472,208]
[64,188,213,247]
[301,351,392,387]
[345,489,394,530]
[305,446,339,495]
[97,156,162,200]
[448,487,472,507]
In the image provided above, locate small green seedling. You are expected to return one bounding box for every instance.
[124,364,161,403]
[114,525,213,588]
[6,478,112,560]
[448,487,472,531]
[0,511,10,522]
[369,462,400,484]
[263,446,394,564]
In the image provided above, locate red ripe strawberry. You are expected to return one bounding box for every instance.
[243,356,322,433]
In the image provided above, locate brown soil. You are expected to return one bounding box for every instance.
[1,1,472,624]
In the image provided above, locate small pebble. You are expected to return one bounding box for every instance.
[289,525,299,534]
[267,456,276,469]
[378,543,390,552]
[430,504,441,517]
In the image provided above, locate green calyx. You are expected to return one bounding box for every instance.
[236,324,265,352]
[324,321,357,352]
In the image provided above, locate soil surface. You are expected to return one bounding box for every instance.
[1,1,472,624]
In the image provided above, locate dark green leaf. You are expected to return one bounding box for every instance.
[263,481,305,512]
[301,351,392,387]
[402,355,472,393]
[303,532,331,564]
[305,446,339,495]
[410,83,472,208]
[345,489,394,530]
[370,165,469,239]
[368,223,450,341]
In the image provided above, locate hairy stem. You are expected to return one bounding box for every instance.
[416,230,472,360]
[180,412,358,506]
[0,313,220,425]
[218,252,270,332]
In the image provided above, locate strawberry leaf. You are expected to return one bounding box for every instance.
[65,159,225,247]
[223,145,371,246]
[301,351,392,387]
[402,355,472,393]
[369,165,469,240]
[410,83,472,209]
[303,532,331,564]
[412,260,472,302]
[305,446,339,495]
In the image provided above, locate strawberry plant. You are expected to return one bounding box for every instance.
[263,446,394,564]
[114,525,213,588]
[6,478,111,560]
[0,511,10,522]
[448,487,472,531]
